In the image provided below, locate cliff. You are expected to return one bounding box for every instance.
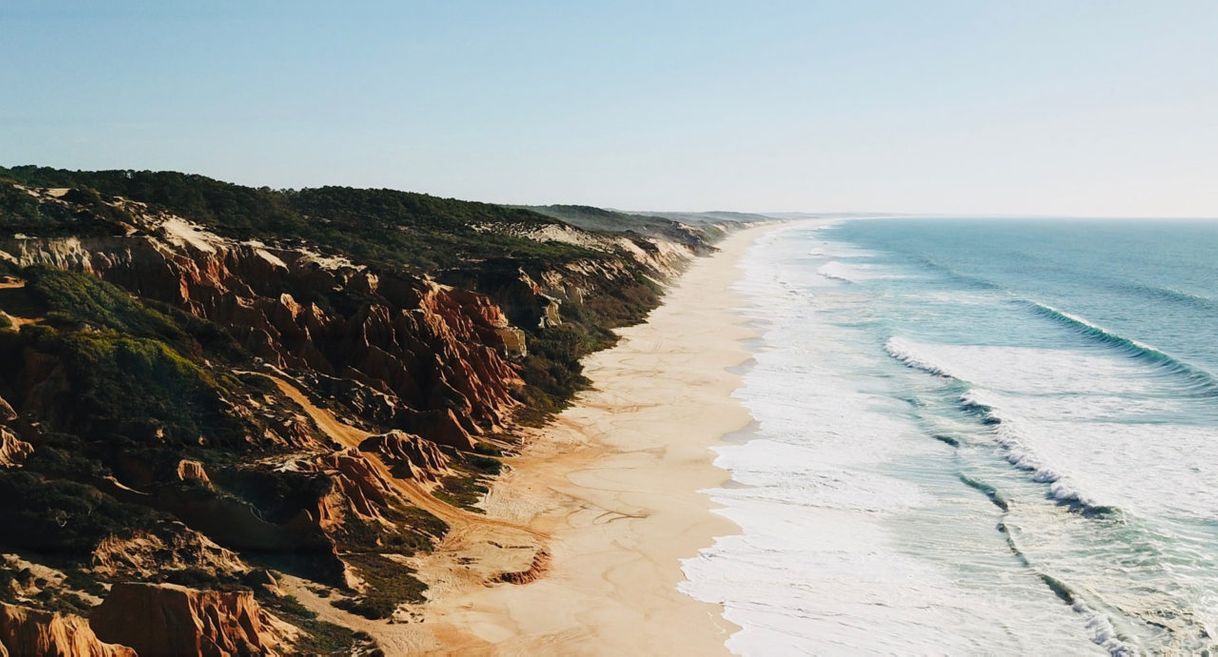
[0,166,740,654]
[90,583,292,657]
[0,603,135,657]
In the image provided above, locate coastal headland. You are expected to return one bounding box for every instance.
[0,167,773,656]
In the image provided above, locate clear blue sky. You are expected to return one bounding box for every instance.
[3,1,1217,216]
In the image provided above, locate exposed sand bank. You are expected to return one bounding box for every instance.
[412,223,774,655]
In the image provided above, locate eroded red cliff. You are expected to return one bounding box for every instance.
[90,583,291,657]
[0,603,135,657]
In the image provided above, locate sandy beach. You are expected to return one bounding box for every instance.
[404,223,771,655]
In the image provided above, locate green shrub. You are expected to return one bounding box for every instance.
[1,166,600,271]
[21,328,242,448]
[0,471,161,554]
[331,553,427,620]
[0,182,75,230]
[263,594,366,655]
[24,267,186,345]
[465,454,502,475]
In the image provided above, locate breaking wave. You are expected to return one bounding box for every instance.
[885,336,1119,518]
[1024,301,1218,398]
[884,336,953,377]
[959,391,1120,518]
[816,261,856,283]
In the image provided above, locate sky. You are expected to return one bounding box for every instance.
[2,1,1217,217]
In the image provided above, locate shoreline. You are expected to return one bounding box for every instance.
[417,223,775,655]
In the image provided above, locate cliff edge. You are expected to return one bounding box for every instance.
[0,166,750,654]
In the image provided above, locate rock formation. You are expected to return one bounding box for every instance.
[5,232,526,441]
[0,429,31,469]
[175,460,212,486]
[91,526,247,580]
[0,395,31,469]
[360,430,451,482]
[0,171,729,654]
[0,603,135,657]
[90,583,291,657]
[294,448,400,530]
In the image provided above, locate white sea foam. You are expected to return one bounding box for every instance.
[879,336,1218,652]
[682,222,1218,655]
[681,223,1109,655]
[884,336,953,377]
[965,389,1105,512]
[884,337,1157,396]
[815,261,857,283]
[707,220,1218,655]
[886,337,1218,519]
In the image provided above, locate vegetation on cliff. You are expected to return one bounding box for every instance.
[0,165,738,654]
[1,166,597,270]
[528,203,727,251]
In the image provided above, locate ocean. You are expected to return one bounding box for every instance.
[681,218,1218,656]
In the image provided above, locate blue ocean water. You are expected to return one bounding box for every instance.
[682,219,1218,656]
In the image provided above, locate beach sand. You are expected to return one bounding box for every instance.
[412,223,773,655]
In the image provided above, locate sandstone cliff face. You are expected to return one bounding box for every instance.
[0,178,722,654]
[90,583,291,657]
[0,603,135,657]
[293,448,401,531]
[4,221,523,443]
[360,430,451,482]
[0,429,31,469]
[175,460,212,486]
[90,525,247,580]
[0,202,524,589]
[0,396,30,469]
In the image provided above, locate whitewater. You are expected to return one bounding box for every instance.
[682,218,1218,656]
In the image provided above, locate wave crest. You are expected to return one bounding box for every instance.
[1024,301,1218,398]
[816,261,856,283]
[884,337,954,378]
[882,337,1119,518]
[1121,282,1218,312]
[960,390,1120,518]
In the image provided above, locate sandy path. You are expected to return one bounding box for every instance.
[264,374,539,538]
[261,373,546,654]
[417,224,775,656]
